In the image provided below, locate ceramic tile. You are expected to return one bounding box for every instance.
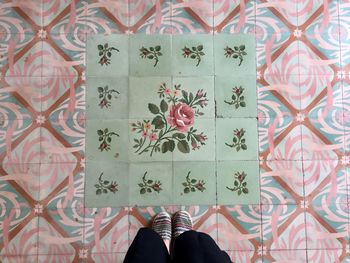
[217,205,262,251]
[173,118,215,161]
[266,249,307,262]
[85,119,129,163]
[1,163,40,206]
[171,35,214,76]
[86,77,128,119]
[214,34,256,76]
[305,206,349,250]
[216,118,259,161]
[217,161,260,205]
[172,76,215,118]
[128,76,172,119]
[261,160,304,205]
[38,254,82,262]
[84,161,129,208]
[307,249,346,263]
[129,162,173,206]
[173,161,216,205]
[128,118,173,163]
[261,204,306,250]
[86,34,128,77]
[129,34,171,76]
[215,75,258,118]
[84,207,129,252]
[37,208,84,255]
[0,208,38,256]
[1,255,39,262]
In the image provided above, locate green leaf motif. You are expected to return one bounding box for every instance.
[177,140,190,153]
[148,103,160,114]
[160,99,168,113]
[152,116,165,129]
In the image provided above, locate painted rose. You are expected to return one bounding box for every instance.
[167,103,195,132]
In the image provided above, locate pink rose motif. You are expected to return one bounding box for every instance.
[167,103,195,132]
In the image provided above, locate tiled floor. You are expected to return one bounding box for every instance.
[0,0,350,262]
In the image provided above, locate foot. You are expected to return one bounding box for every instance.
[172,210,193,239]
[152,211,172,241]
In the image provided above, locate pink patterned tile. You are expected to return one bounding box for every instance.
[262,204,307,250]
[84,208,129,254]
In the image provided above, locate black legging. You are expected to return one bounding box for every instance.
[124,228,232,263]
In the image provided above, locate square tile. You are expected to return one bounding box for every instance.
[86,34,128,77]
[172,76,215,118]
[85,119,129,163]
[173,118,215,161]
[214,34,256,76]
[216,118,259,161]
[173,161,216,205]
[172,35,214,76]
[128,76,172,119]
[128,118,173,162]
[262,204,306,250]
[86,77,129,119]
[215,75,258,118]
[217,160,260,205]
[129,162,173,206]
[129,34,171,76]
[84,161,129,207]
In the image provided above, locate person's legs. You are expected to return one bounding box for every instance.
[172,230,231,263]
[171,211,231,263]
[123,227,170,263]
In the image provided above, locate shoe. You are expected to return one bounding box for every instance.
[152,211,172,241]
[172,210,193,239]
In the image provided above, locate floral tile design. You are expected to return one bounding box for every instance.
[216,118,259,161]
[172,35,214,75]
[86,35,129,77]
[84,162,129,208]
[85,119,129,163]
[217,161,260,205]
[214,34,256,76]
[129,34,171,76]
[173,162,216,205]
[129,162,173,206]
[216,75,258,118]
[86,77,129,120]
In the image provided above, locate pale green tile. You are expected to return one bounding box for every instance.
[86,77,128,119]
[214,34,256,76]
[129,162,173,206]
[173,118,215,161]
[173,162,216,205]
[216,118,258,160]
[215,75,257,118]
[128,76,172,119]
[172,35,214,76]
[129,35,171,76]
[172,76,215,119]
[85,161,129,207]
[86,119,129,162]
[128,118,173,162]
[86,35,128,77]
[217,160,260,205]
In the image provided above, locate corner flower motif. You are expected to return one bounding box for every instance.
[95,173,118,195]
[37,29,47,39]
[224,86,246,109]
[226,171,248,195]
[225,128,247,151]
[182,171,206,193]
[138,172,162,194]
[98,43,119,66]
[182,45,205,66]
[139,45,162,67]
[97,128,119,152]
[224,45,247,66]
[98,85,120,109]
